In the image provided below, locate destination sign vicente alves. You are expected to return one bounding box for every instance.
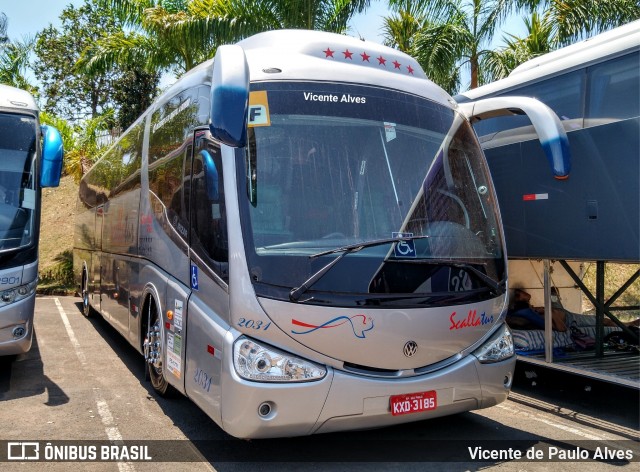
[303,92,366,103]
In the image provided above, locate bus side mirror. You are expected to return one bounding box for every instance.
[458,96,571,180]
[200,150,219,201]
[210,44,250,148]
[40,125,64,188]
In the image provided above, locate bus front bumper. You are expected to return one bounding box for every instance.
[220,348,515,439]
[0,294,36,356]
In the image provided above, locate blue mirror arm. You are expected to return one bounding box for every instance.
[458,96,571,180]
[200,150,219,201]
[40,125,64,188]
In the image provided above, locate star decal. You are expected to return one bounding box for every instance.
[343,49,353,59]
[323,47,335,58]
[393,60,401,69]
[407,65,414,75]
[377,55,387,66]
[360,51,370,62]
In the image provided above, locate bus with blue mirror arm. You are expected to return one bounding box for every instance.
[73,30,570,438]
[0,84,63,356]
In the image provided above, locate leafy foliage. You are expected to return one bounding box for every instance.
[384,0,640,93]
[33,1,121,123]
[0,36,37,94]
[79,0,370,77]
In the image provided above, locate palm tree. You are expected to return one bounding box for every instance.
[383,0,522,94]
[78,0,209,76]
[80,0,371,77]
[482,11,553,82]
[535,0,640,45]
[0,37,37,93]
[483,0,640,82]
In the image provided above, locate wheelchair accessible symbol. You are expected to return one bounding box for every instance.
[191,265,199,291]
[392,232,416,258]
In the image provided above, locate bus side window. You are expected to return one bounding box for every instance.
[473,70,585,138]
[189,134,228,281]
[586,51,640,124]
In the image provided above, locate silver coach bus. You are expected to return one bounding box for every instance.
[0,84,63,355]
[73,30,570,438]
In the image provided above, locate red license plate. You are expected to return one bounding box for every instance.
[389,390,437,416]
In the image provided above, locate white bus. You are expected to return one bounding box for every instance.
[0,84,64,355]
[73,30,570,438]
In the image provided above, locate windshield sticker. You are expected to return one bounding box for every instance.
[291,314,374,339]
[21,189,36,210]
[449,309,494,330]
[302,92,366,104]
[392,232,416,258]
[384,122,397,142]
[248,90,271,127]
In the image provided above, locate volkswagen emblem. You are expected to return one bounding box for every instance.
[403,341,418,357]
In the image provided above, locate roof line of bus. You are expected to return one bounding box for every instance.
[458,20,640,100]
[0,84,38,113]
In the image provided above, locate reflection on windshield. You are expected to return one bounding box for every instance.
[241,84,504,305]
[0,113,36,251]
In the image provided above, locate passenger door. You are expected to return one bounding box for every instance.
[184,130,230,423]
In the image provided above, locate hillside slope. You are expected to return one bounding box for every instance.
[38,175,78,293]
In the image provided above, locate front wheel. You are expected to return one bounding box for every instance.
[143,296,172,396]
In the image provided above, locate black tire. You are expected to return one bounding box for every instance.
[81,270,92,318]
[144,295,172,397]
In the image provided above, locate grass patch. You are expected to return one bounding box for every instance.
[581,263,640,321]
[38,175,78,295]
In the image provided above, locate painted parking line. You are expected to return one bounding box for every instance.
[52,297,135,472]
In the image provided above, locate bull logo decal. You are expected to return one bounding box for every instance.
[291,315,374,339]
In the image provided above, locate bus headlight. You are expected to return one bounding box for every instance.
[473,323,514,364]
[233,337,326,382]
[1,279,37,306]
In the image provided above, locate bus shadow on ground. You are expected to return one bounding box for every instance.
[0,332,69,406]
[70,301,637,471]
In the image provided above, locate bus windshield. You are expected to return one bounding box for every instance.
[239,83,505,307]
[0,113,36,251]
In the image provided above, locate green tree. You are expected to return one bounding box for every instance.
[483,1,640,82]
[384,0,522,94]
[33,1,121,122]
[482,11,553,82]
[79,0,371,77]
[529,0,640,45]
[78,0,208,76]
[113,66,159,130]
[0,13,37,93]
[0,36,37,94]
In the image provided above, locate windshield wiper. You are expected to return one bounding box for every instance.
[392,258,505,295]
[289,235,430,302]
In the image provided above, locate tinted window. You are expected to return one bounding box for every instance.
[474,71,585,137]
[149,86,210,163]
[0,113,36,250]
[586,51,639,122]
[190,132,228,281]
[80,120,144,207]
